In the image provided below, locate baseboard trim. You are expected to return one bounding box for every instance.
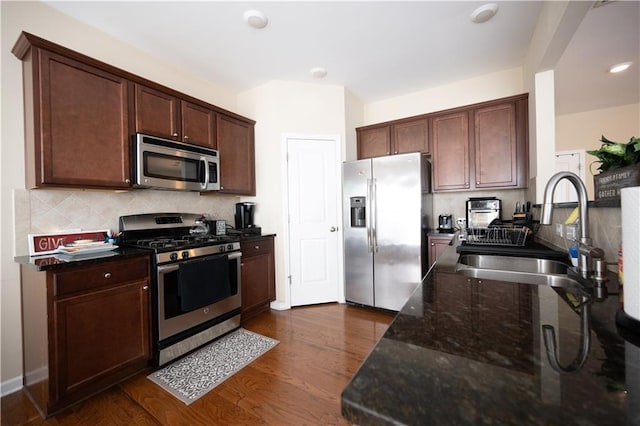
[1,375,23,397]
[270,301,290,311]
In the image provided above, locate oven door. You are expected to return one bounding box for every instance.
[156,251,241,341]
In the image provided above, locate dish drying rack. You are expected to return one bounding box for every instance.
[465,225,531,247]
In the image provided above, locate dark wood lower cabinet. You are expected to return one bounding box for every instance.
[20,255,151,418]
[241,236,276,321]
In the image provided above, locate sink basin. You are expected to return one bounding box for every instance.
[455,254,581,289]
[458,254,569,275]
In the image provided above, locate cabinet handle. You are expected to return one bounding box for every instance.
[104,272,112,279]
[125,178,131,183]
[143,285,149,290]
[255,245,260,250]
[431,242,435,246]
[394,151,398,154]
[172,132,179,138]
[476,181,480,185]
[184,135,189,141]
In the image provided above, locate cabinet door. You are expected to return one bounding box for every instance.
[216,114,255,195]
[428,236,452,269]
[393,119,429,155]
[431,112,470,191]
[473,103,518,188]
[357,126,391,159]
[51,279,150,401]
[241,238,275,321]
[134,84,180,140]
[181,101,216,148]
[37,50,130,188]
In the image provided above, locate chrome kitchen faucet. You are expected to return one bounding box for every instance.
[540,171,604,278]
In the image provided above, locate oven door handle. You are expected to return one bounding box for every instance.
[157,263,179,274]
[158,251,241,272]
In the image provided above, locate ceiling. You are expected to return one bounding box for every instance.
[44,1,639,115]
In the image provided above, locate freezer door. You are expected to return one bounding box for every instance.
[372,153,423,311]
[343,159,374,306]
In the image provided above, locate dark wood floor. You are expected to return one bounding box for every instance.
[1,303,393,425]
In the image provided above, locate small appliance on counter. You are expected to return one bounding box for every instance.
[438,214,455,233]
[232,202,261,235]
[466,197,501,228]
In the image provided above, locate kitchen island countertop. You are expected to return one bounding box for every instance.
[341,236,638,425]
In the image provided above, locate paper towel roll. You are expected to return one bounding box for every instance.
[621,186,640,321]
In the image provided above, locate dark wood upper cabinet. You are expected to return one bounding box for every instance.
[431,111,470,191]
[357,118,429,159]
[357,94,528,192]
[18,48,131,189]
[13,32,255,194]
[473,102,518,188]
[134,84,180,140]
[181,101,216,148]
[216,114,256,195]
[357,126,391,158]
[432,95,529,192]
[393,118,429,155]
[134,84,216,148]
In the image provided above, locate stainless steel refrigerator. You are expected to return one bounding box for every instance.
[343,153,432,311]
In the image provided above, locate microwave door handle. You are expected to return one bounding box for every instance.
[200,157,209,190]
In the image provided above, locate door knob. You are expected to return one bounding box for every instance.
[330,226,338,232]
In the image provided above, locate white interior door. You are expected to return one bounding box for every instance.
[286,135,341,306]
[554,150,585,202]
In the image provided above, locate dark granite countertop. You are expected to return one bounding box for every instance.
[14,247,152,271]
[14,233,276,272]
[342,237,639,425]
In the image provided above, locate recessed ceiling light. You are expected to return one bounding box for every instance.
[609,62,631,73]
[310,67,327,79]
[243,10,268,29]
[470,3,498,23]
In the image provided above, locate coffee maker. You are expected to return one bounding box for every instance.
[234,202,261,235]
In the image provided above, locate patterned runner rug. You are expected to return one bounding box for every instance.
[148,328,278,405]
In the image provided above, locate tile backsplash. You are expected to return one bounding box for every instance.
[14,188,239,255]
[533,205,622,271]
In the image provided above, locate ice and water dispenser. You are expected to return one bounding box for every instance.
[350,196,366,228]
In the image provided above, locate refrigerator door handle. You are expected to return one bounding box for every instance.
[371,178,378,252]
[366,178,373,253]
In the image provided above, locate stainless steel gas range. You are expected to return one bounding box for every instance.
[119,213,241,367]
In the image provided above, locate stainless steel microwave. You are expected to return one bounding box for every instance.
[132,133,220,191]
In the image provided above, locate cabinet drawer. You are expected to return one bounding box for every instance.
[241,238,273,258]
[53,256,149,297]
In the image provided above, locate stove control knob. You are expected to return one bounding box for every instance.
[170,253,178,261]
[219,245,226,253]
[227,244,235,251]
[181,251,189,259]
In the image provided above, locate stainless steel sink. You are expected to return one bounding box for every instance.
[458,254,568,274]
[455,254,580,288]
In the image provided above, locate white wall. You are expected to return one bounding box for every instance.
[236,81,347,309]
[363,67,524,125]
[521,1,591,202]
[556,102,640,199]
[0,0,240,392]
